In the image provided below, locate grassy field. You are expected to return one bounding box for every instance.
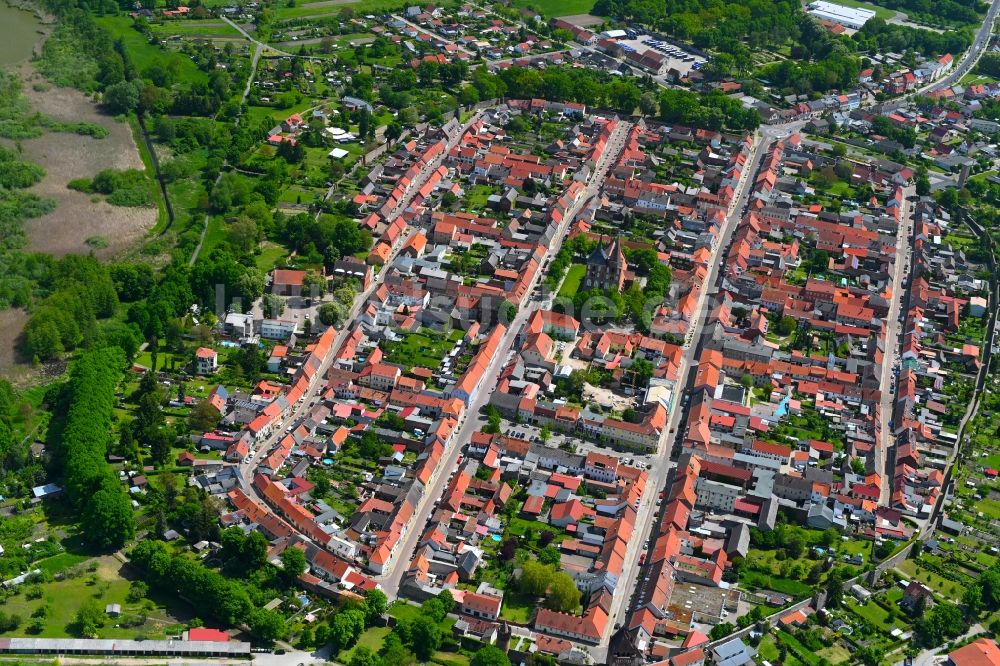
[256,242,289,271]
[273,0,407,21]
[97,16,208,83]
[338,626,391,663]
[815,645,851,665]
[897,559,966,601]
[845,598,904,632]
[509,0,596,17]
[499,589,535,623]
[975,497,1000,520]
[557,264,586,299]
[0,556,188,640]
[758,635,780,662]
[776,630,822,666]
[432,652,470,666]
[389,602,456,630]
[148,21,244,38]
[739,570,813,597]
[463,184,496,211]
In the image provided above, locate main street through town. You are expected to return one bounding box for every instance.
[599,125,777,654]
[876,185,914,504]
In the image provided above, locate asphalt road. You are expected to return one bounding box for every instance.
[877,185,915,504]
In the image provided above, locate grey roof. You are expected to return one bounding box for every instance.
[0,637,251,657]
[712,638,750,663]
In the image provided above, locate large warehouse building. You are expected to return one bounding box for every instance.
[806,0,876,29]
[0,637,252,658]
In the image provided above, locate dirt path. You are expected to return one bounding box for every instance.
[15,64,157,259]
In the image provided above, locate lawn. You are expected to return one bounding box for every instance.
[775,630,822,666]
[381,330,460,370]
[896,559,966,601]
[338,626,390,663]
[509,0,596,16]
[557,264,586,299]
[845,598,902,631]
[839,539,872,558]
[200,215,230,257]
[432,652,470,666]
[273,0,407,21]
[815,645,851,665]
[739,570,813,598]
[256,242,289,271]
[389,602,456,631]
[35,552,90,576]
[758,635,780,662]
[499,589,536,623]
[975,497,1000,520]
[463,184,496,211]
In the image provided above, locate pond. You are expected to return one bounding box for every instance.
[0,3,44,66]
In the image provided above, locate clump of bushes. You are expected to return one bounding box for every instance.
[68,168,151,207]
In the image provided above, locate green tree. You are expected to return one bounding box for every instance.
[409,617,441,661]
[437,589,455,615]
[471,645,512,666]
[328,609,366,651]
[785,533,805,559]
[980,569,1000,609]
[538,546,561,566]
[364,588,388,624]
[546,571,581,612]
[857,646,883,666]
[350,646,382,666]
[826,567,847,608]
[709,622,734,640]
[228,216,261,255]
[249,608,288,643]
[963,584,983,618]
[280,547,307,584]
[188,399,221,432]
[519,560,553,597]
[84,475,136,549]
[103,79,143,114]
[73,600,106,637]
[263,293,285,319]
[319,301,346,327]
[915,602,967,646]
[379,631,415,666]
[423,598,447,624]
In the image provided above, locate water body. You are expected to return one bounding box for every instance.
[0,3,44,67]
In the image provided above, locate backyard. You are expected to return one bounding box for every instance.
[381,329,464,371]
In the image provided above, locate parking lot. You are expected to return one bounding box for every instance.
[619,36,706,78]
